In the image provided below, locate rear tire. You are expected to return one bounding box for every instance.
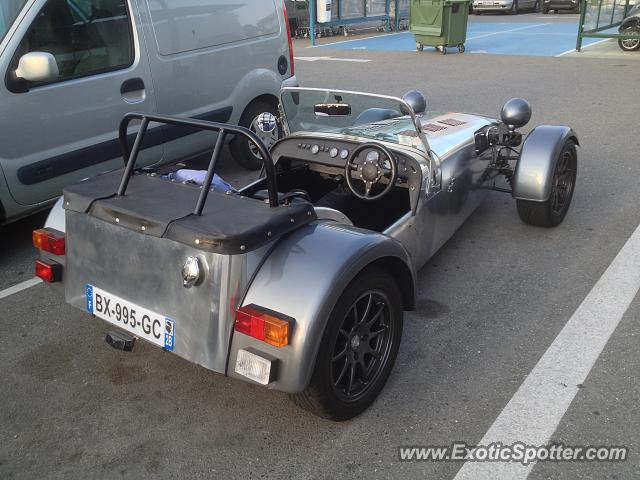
[230,100,280,170]
[516,141,577,228]
[289,268,403,421]
[618,26,640,52]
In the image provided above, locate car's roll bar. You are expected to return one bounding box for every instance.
[117,113,279,211]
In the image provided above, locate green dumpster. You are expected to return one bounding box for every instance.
[410,0,470,54]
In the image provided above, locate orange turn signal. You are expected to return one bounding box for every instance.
[33,228,66,255]
[235,305,291,348]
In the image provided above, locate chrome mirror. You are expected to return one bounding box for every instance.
[15,52,59,83]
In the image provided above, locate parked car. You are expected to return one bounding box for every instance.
[618,2,640,51]
[0,0,297,226]
[37,88,578,420]
[541,0,580,13]
[473,0,540,14]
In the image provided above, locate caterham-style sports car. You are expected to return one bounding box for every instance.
[36,88,578,420]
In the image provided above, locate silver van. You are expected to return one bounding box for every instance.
[0,0,297,225]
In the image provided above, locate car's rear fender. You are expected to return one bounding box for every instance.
[512,125,579,203]
[227,221,416,393]
[620,15,640,31]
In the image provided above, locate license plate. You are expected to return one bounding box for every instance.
[85,284,175,351]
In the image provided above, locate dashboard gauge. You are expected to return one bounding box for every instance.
[329,147,339,158]
[310,144,320,155]
[340,149,349,159]
[365,150,380,163]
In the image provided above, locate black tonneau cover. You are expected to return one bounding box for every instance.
[64,169,316,255]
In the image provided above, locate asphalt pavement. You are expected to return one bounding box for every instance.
[1,13,640,480]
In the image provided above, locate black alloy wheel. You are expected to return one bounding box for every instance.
[549,147,576,217]
[290,268,403,420]
[330,291,394,402]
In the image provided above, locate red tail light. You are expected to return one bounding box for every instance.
[35,259,62,283]
[235,305,291,348]
[282,0,295,76]
[33,228,66,255]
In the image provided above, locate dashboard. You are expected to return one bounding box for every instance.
[271,136,423,185]
[270,135,426,212]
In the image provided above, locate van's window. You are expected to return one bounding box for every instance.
[146,0,279,56]
[1,0,28,43]
[16,0,134,82]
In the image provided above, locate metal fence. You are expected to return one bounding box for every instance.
[576,0,634,51]
[286,0,410,45]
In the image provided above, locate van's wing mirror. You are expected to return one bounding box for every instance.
[314,103,351,117]
[15,52,59,83]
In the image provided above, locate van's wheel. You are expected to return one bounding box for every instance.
[618,26,640,52]
[517,140,577,227]
[290,268,403,421]
[230,100,280,170]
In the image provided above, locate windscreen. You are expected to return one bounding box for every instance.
[280,89,426,150]
[0,0,27,43]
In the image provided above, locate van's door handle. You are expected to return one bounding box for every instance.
[121,78,145,95]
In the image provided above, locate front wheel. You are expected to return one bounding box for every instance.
[517,141,577,227]
[290,268,403,421]
[618,26,640,52]
[230,100,280,170]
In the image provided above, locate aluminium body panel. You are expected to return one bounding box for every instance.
[228,221,415,393]
[64,209,273,373]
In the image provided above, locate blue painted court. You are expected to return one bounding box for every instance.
[317,21,609,57]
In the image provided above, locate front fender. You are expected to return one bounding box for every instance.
[512,125,579,202]
[227,221,416,393]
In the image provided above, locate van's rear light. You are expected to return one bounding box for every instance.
[235,305,291,347]
[282,0,295,76]
[35,259,62,283]
[33,228,65,255]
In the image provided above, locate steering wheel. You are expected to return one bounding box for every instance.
[345,143,398,201]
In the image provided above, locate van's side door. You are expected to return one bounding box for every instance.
[0,0,159,206]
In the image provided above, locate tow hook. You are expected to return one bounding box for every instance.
[105,331,136,352]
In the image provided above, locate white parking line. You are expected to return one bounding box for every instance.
[555,38,612,56]
[466,23,551,41]
[454,222,640,479]
[294,56,371,63]
[0,277,43,300]
[306,31,402,48]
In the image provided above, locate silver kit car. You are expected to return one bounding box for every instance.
[37,88,578,420]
